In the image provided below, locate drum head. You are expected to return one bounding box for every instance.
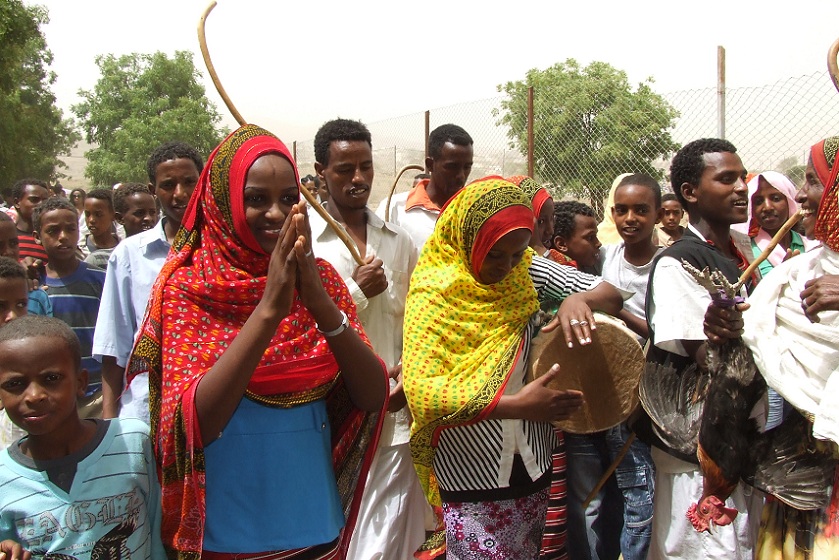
[529,313,644,433]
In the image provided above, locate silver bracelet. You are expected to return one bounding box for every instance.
[316,310,349,337]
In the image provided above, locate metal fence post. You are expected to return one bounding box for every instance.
[717,46,726,139]
[527,86,534,178]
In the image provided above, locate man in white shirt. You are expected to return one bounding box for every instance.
[645,138,761,559]
[94,142,203,423]
[377,124,473,248]
[311,118,425,560]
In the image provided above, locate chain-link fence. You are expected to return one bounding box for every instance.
[291,70,839,216]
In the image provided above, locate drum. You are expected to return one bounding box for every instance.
[528,313,644,434]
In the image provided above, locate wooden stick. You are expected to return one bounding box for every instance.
[197,1,364,266]
[828,36,839,94]
[735,210,803,288]
[198,2,244,126]
[384,164,425,222]
[582,432,636,510]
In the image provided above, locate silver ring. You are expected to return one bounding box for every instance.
[304,250,313,257]
[569,319,580,326]
[579,320,589,326]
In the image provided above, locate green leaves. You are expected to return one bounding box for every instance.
[496,59,680,218]
[73,51,228,186]
[0,1,78,191]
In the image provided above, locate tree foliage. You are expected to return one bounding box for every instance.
[0,1,79,192]
[496,59,680,217]
[73,51,227,186]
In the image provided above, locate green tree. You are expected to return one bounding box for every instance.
[73,51,227,186]
[0,1,78,192]
[496,59,679,218]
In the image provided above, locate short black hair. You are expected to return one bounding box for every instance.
[113,183,152,215]
[670,138,737,207]
[428,124,473,159]
[49,184,64,195]
[11,178,49,203]
[146,142,204,185]
[553,201,595,240]
[0,315,82,370]
[616,173,662,208]
[314,119,372,166]
[85,187,114,211]
[32,197,77,233]
[661,192,681,205]
[0,256,26,281]
[0,212,13,224]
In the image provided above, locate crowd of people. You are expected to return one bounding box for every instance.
[0,119,837,560]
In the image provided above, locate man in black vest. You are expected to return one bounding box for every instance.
[644,138,760,560]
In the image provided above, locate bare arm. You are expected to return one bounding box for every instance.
[489,365,583,422]
[618,309,649,339]
[542,280,625,347]
[101,356,123,419]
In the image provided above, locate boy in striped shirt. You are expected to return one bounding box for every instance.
[32,198,105,418]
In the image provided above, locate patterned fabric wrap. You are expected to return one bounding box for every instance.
[442,487,550,559]
[812,136,839,252]
[127,124,380,559]
[403,177,539,506]
[507,175,551,218]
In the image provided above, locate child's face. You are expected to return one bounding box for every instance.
[684,152,748,226]
[83,197,115,239]
[556,215,601,268]
[477,228,531,285]
[660,200,684,232]
[14,185,49,221]
[612,185,660,247]
[0,221,20,260]
[244,154,299,255]
[0,336,86,438]
[36,209,79,262]
[151,158,200,227]
[0,277,28,324]
[751,177,789,235]
[118,193,159,237]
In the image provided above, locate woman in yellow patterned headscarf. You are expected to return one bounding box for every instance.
[404,176,621,559]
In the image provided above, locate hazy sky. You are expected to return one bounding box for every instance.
[34,0,839,142]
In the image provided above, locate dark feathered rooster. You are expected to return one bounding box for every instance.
[640,261,837,533]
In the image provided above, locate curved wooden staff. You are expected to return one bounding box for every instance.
[384,164,425,222]
[734,209,803,289]
[198,1,364,266]
[829,35,839,93]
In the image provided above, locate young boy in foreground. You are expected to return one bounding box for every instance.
[0,315,164,560]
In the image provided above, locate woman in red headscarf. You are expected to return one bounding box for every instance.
[128,124,388,560]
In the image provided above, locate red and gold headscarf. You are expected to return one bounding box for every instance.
[403,177,538,505]
[128,124,380,559]
[507,175,551,218]
[812,136,839,252]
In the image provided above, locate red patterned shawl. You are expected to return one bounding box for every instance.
[128,124,384,559]
[812,137,839,252]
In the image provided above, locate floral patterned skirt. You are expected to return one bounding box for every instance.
[443,488,550,560]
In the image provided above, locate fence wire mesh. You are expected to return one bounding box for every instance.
[291,70,839,215]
